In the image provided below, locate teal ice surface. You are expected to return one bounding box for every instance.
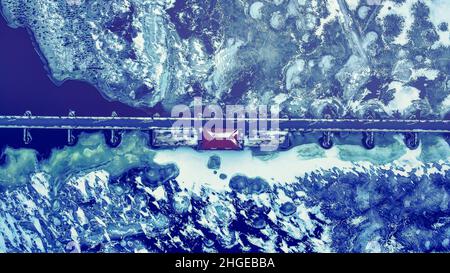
[0,131,448,253]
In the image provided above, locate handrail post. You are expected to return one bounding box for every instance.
[23,111,32,145]
[319,114,334,149]
[67,111,77,146]
[404,132,420,150]
[362,112,375,150]
[107,111,122,148]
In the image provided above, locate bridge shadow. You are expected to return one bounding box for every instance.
[0,16,157,156]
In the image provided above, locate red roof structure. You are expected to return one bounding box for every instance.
[199,129,243,150]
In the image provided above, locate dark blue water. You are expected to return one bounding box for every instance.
[0,16,150,155]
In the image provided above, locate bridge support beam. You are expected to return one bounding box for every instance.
[319,131,334,150]
[22,111,32,145]
[67,111,77,146]
[362,132,375,150]
[105,112,122,148]
[404,132,420,150]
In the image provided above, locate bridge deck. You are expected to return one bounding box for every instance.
[0,116,449,133]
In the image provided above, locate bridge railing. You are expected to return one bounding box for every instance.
[0,111,448,150]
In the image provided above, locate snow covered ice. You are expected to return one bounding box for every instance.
[1,0,449,118]
[1,0,450,253]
